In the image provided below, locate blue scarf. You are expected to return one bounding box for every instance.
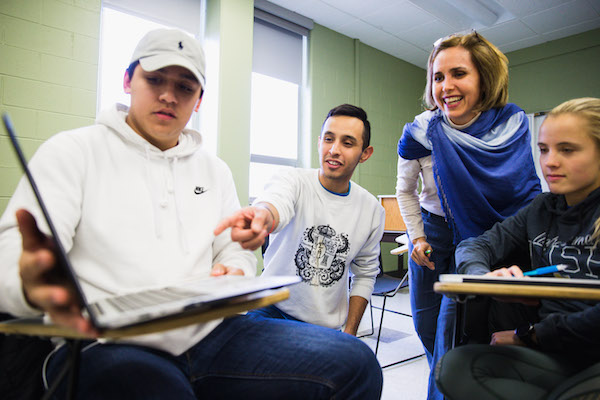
[398,104,541,243]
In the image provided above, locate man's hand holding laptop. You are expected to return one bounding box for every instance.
[16,209,98,336]
[16,208,246,335]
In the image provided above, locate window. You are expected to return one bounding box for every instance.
[249,14,309,200]
[98,1,202,131]
[98,8,169,112]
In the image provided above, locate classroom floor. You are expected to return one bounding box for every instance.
[357,287,430,400]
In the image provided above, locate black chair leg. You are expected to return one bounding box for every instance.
[375,296,387,355]
[66,339,82,400]
[369,300,374,336]
[373,293,426,369]
[43,339,82,400]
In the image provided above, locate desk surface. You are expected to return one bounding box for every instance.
[0,288,289,340]
[434,281,600,301]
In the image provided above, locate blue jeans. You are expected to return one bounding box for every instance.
[45,315,382,399]
[408,208,455,400]
[246,304,302,322]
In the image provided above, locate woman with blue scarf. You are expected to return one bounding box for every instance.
[396,32,541,400]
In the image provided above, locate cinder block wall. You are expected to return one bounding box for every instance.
[0,0,101,212]
[308,24,425,272]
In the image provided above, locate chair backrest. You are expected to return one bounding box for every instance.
[261,235,270,258]
[378,195,406,232]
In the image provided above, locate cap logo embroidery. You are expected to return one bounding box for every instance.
[179,41,183,50]
[194,186,207,195]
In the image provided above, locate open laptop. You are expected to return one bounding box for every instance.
[2,113,300,330]
[439,274,600,289]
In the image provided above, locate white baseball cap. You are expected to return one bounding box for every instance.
[130,29,206,88]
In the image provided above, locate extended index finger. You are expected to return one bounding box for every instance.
[213,214,239,236]
[214,208,253,236]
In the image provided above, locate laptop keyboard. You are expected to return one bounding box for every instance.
[90,286,203,315]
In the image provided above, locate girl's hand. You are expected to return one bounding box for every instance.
[485,267,540,306]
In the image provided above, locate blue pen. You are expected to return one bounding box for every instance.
[524,264,568,276]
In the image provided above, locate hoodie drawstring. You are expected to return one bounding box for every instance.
[144,147,190,254]
[171,156,190,254]
[144,144,163,239]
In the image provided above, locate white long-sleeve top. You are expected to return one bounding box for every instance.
[255,169,384,329]
[0,104,256,355]
[395,155,445,241]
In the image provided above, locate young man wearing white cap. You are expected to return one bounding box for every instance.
[0,29,382,399]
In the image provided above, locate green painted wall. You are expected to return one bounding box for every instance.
[308,25,357,167]
[307,24,425,271]
[205,0,253,206]
[356,42,424,195]
[308,25,424,192]
[0,0,100,213]
[507,28,600,113]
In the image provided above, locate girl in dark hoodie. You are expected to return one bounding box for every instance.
[435,97,600,400]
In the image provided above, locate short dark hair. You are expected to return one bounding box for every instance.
[127,60,140,80]
[323,104,371,149]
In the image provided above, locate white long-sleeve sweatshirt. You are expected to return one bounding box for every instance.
[255,169,384,329]
[0,104,256,355]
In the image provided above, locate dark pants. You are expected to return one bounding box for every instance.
[45,315,383,399]
[408,208,455,400]
[436,344,600,400]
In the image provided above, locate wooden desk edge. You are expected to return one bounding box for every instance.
[434,281,600,301]
[0,288,290,340]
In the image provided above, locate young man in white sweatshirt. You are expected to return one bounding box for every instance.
[215,104,385,336]
[0,29,382,399]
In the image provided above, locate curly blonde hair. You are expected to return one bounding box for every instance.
[423,31,508,113]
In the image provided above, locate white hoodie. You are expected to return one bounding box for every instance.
[0,104,256,355]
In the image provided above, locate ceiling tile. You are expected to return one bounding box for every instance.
[335,18,388,42]
[296,1,355,29]
[370,30,426,57]
[411,0,477,30]
[498,35,547,53]
[267,0,319,14]
[522,0,599,33]
[320,0,398,18]
[262,0,600,69]
[587,0,600,14]
[541,18,600,40]
[400,20,456,50]
[494,0,574,18]
[477,20,537,46]
[361,1,437,36]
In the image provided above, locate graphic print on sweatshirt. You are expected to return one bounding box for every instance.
[532,232,600,278]
[294,225,350,287]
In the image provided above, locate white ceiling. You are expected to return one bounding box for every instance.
[266,0,600,68]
